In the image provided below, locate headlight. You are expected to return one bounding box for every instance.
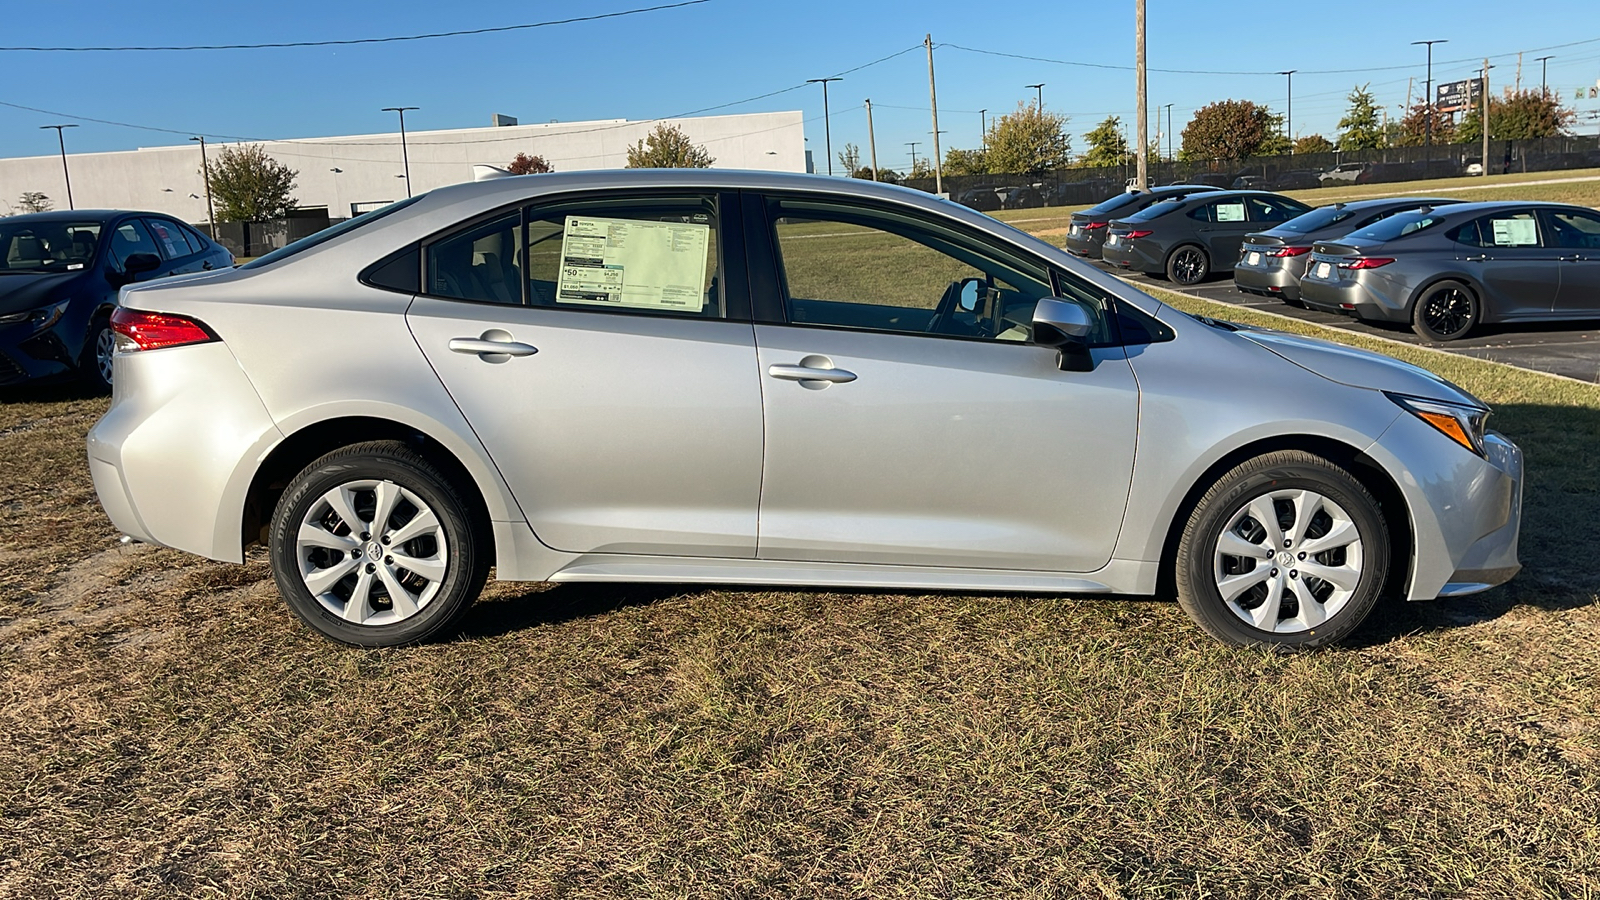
[0,300,70,330]
[1386,392,1489,457]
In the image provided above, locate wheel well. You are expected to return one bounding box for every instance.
[1155,435,1413,601]
[240,417,492,560]
[1404,275,1479,320]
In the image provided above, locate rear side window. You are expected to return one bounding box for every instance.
[241,195,420,269]
[1348,211,1445,243]
[1083,192,1144,217]
[1245,196,1307,223]
[1126,199,1183,222]
[426,212,524,305]
[1448,212,1540,248]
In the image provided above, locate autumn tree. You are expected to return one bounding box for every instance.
[1076,116,1129,168]
[204,144,298,222]
[17,191,52,213]
[1458,89,1575,143]
[984,101,1071,175]
[625,123,714,168]
[1337,84,1384,150]
[942,147,990,176]
[1179,100,1275,161]
[1293,134,1335,154]
[508,152,553,174]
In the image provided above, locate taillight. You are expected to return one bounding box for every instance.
[1267,246,1313,257]
[1084,221,1108,230]
[1127,229,1154,239]
[110,307,218,352]
[1338,257,1396,270]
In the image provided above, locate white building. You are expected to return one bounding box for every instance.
[0,111,806,223]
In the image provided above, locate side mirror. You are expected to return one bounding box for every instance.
[122,253,162,281]
[1032,297,1095,372]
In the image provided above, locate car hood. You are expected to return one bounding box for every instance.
[0,270,89,315]
[1237,326,1483,407]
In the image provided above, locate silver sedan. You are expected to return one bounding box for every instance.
[87,170,1523,649]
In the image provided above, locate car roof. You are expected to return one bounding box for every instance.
[0,209,152,223]
[1326,196,1462,210]
[1415,199,1595,215]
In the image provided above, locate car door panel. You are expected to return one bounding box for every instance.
[1200,199,1252,269]
[1545,209,1600,314]
[409,298,765,557]
[1455,210,1561,317]
[753,325,1139,572]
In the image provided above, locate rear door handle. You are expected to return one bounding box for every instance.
[768,363,856,384]
[449,329,538,362]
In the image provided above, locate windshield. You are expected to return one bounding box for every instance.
[1083,192,1144,217]
[241,196,421,269]
[1276,206,1357,234]
[1346,210,1445,243]
[1124,199,1183,223]
[0,221,102,273]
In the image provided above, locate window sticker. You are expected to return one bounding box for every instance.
[556,216,710,310]
[1215,202,1246,222]
[1491,217,1538,247]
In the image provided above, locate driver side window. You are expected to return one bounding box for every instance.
[770,204,1057,342]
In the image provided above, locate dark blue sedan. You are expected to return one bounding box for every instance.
[0,209,232,389]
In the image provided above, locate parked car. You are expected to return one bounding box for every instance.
[1231,175,1268,190]
[88,170,1522,651]
[1045,179,1120,207]
[1235,198,1461,304]
[1181,172,1232,189]
[1064,184,1223,259]
[1272,169,1323,191]
[1301,200,1600,341]
[956,188,1001,212]
[0,209,232,389]
[994,185,1044,210]
[1318,162,1368,185]
[1101,190,1313,284]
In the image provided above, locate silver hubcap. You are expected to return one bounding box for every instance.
[95,327,115,384]
[1212,489,1364,634]
[296,479,448,626]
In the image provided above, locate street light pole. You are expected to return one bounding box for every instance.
[40,125,78,210]
[381,106,419,197]
[189,136,217,237]
[1277,70,1296,150]
[1535,55,1554,97]
[1025,83,1045,111]
[979,108,988,149]
[806,78,843,176]
[1411,39,1447,149]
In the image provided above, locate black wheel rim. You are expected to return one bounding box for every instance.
[1174,249,1204,283]
[1422,288,1473,338]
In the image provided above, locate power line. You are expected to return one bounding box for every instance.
[0,1,710,52]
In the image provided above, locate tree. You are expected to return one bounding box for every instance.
[1179,100,1275,161]
[625,123,714,168]
[1258,114,1292,156]
[942,147,990,176]
[984,101,1071,175]
[1077,116,1130,169]
[204,144,298,222]
[17,191,52,213]
[1337,84,1384,151]
[1293,134,1335,154]
[508,152,553,174]
[1457,89,1575,143]
[837,143,861,176]
[907,157,934,181]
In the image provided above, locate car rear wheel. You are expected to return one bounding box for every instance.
[269,440,489,647]
[1412,281,1479,342]
[1167,245,1210,285]
[1175,450,1389,650]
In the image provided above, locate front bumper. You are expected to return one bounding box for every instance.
[0,314,87,386]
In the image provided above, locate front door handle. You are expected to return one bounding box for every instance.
[1464,254,1489,262]
[449,329,538,363]
[768,363,857,384]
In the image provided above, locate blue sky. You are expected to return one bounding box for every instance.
[4,0,1599,172]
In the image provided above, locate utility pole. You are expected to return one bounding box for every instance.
[1481,59,1492,176]
[806,78,843,175]
[1164,103,1174,161]
[864,99,879,181]
[1135,0,1148,190]
[1535,55,1554,96]
[189,136,217,237]
[382,106,419,197]
[979,109,988,149]
[1412,40,1447,148]
[1277,70,1296,150]
[1026,83,1045,111]
[1515,51,1523,92]
[906,141,920,173]
[40,124,78,210]
[925,34,943,195]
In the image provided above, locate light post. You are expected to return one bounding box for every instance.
[1277,70,1296,150]
[189,136,217,238]
[40,124,77,210]
[1411,40,1447,148]
[382,106,419,197]
[979,108,988,149]
[806,78,843,176]
[1535,55,1554,97]
[1025,83,1045,111]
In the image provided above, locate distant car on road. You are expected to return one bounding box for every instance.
[0,209,232,389]
[1300,200,1600,340]
[1101,190,1313,284]
[1064,184,1224,259]
[1235,197,1461,304]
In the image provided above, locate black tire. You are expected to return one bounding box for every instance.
[1174,450,1390,650]
[1166,245,1210,285]
[1411,280,1479,342]
[269,440,489,647]
[79,314,115,392]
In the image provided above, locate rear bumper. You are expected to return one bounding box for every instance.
[1233,264,1302,301]
[1101,239,1162,274]
[1064,230,1104,258]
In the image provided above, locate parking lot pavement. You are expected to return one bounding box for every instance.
[1098,263,1600,384]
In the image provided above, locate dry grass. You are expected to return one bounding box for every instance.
[4,274,1600,896]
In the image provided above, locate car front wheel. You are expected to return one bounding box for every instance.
[269,440,489,646]
[1175,450,1390,650]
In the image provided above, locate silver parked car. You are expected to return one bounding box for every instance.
[88,171,1523,650]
